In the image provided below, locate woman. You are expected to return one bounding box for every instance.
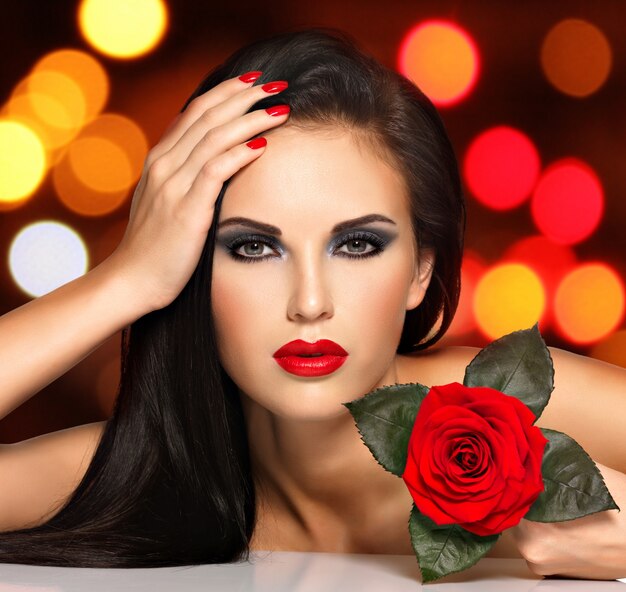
[0,27,624,578]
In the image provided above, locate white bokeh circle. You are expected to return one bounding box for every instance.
[8,221,89,298]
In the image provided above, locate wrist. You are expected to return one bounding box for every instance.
[90,255,157,322]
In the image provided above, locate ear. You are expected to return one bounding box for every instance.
[406,249,436,311]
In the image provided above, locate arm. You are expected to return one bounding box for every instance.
[0,258,149,422]
[536,346,626,473]
[0,420,106,531]
[512,346,626,579]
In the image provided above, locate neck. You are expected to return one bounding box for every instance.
[239,355,412,545]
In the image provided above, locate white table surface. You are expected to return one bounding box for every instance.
[0,552,625,591]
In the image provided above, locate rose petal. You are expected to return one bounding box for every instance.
[469,398,531,464]
[402,382,549,535]
[425,486,503,523]
[487,418,526,481]
[421,421,501,498]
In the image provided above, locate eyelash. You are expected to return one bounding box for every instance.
[224,232,389,264]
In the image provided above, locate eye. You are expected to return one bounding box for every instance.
[224,234,281,263]
[333,232,387,260]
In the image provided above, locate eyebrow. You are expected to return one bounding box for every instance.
[217,214,397,235]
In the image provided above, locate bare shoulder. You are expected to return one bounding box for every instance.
[399,343,626,472]
[536,346,626,472]
[397,344,481,386]
[0,420,107,531]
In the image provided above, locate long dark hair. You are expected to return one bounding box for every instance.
[0,26,465,566]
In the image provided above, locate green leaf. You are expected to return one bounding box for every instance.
[343,382,429,477]
[525,428,620,521]
[463,322,554,421]
[409,504,500,583]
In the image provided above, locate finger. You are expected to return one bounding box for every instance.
[147,73,262,164]
[169,104,289,193]
[182,136,269,220]
[161,79,288,175]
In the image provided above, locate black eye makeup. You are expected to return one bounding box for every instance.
[217,228,396,264]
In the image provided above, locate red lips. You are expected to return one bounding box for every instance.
[272,339,349,377]
[272,339,348,358]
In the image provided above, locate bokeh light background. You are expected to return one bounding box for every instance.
[1,1,625,442]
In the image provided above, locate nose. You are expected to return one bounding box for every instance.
[286,249,334,322]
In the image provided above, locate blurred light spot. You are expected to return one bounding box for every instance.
[53,152,128,217]
[8,221,89,298]
[398,20,479,106]
[80,114,147,183]
[554,263,625,344]
[53,113,148,216]
[4,88,78,150]
[23,71,86,131]
[474,263,546,340]
[0,120,47,203]
[448,249,486,336]
[590,330,626,368]
[33,49,109,122]
[541,19,612,98]
[4,50,109,154]
[70,137,133,192]
[531,158,604,245]
[78,0,168,59]
[464,126,540,210]
[503,235,577,328]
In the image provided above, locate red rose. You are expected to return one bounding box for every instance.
[402,381,548,536]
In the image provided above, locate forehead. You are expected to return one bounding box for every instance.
[219,125,411,229]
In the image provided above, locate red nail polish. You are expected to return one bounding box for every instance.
[261,81,288,93]
[246,137,267,150]
[265,104,290,117]
[239,71,262,83]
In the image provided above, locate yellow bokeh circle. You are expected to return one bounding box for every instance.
[78,0,168,59]
[0,120,47,203]
[474,263,546,340]
[554,263,624,344]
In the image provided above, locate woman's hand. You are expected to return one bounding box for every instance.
[511,460,626,580]
[105,73,290,313]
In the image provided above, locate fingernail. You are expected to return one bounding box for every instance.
[246,137,267,150]
[265,104,290,117]
[239,71,262,83]
[261,81,288,94]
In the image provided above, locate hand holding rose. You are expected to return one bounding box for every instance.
[511,460,626,580]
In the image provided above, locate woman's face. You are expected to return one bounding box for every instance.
[211,125,434,421]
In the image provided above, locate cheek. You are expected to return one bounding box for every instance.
[210,263,279,367]
[340,260,411,356]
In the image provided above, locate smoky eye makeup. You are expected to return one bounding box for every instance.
[217,233,283,263]
[216,227,398,264]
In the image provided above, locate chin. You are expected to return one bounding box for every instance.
[268,400,354,422]
[240,383,360,422]
[232,357,389,420]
